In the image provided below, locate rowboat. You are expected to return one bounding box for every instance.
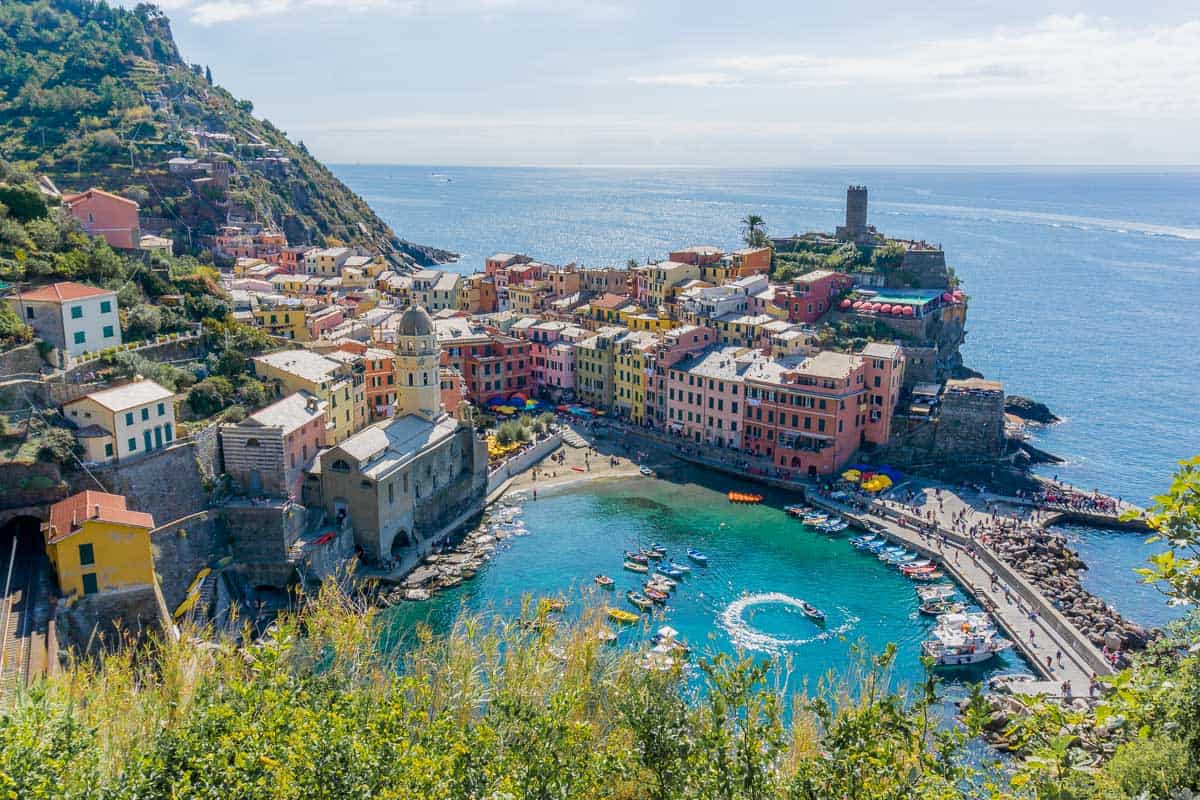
[919,599,966,616]
[656,565,684,579]
[802,514,828,526]
[784,504,810,517]
[594,574,615,588]
[640,548,665,561]
[649,544,668,556]
[668,561,691,574]
[686,548,709,565]
[639,466,655,477]
[626,591,654,611]
[623,560,649,573]
[624,551,649,564]
[648,574,677,590]
[607,608,640,624]
[900,559,932,571]
[916,584,957,601]
[643,586,669,603]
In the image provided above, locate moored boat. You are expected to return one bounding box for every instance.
[624,551,649,564]
[607,607,640,624]
[643,586,669,603]
[916,584,957,601]
[656,565,684,579]
[623,560,649,573]
[919,599,966,616]
[686,548,709,565]
[639,466,655,477]
[649,544,668,556]
[802,514,828,526]
[909,570,946,582]
[594,574,615,588]
[640,548,665,561]
[626,591,654,611]
[668,561,691,574]
[922,626,1012,666]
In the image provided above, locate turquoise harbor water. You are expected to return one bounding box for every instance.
[337,166,1200,633]
[388,465,1022,694]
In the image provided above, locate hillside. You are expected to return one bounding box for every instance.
[0,0,453,267]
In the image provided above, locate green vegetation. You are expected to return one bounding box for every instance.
[772,237,911,284]
[0,463,1197,798]
[741,213,768,248]
[0,0,446,262]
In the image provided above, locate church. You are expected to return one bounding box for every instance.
[313,305,489,564]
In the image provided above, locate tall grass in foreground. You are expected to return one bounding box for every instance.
[0,582,973,799]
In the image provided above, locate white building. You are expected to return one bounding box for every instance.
[6,281,121,361]
[63,378,177,463]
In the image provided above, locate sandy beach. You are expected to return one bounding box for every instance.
[503,429,645,497]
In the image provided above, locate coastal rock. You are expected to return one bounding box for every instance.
[1005,396,1061,424]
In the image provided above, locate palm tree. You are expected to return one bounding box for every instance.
[741,214,767,247]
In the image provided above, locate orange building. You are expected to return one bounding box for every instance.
[63,188,140,250]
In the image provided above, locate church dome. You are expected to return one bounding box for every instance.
[397,305,434,337]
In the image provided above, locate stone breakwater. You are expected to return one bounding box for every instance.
[986,524,1152,658]
[376,502,527,605]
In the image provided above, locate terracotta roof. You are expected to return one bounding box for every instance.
[13,281,113,303]
[592,293,629,310]
[46,491,154,543]
[62,187,138,209]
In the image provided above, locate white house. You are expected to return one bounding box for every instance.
[6,281,121,361]
[63,378,177,463]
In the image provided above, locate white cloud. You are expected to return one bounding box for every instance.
[630,16,1200,116]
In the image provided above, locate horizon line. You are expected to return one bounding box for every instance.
[327,162,1200,171]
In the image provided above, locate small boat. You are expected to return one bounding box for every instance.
[728,491,764,504]
[900,559,933,571]
[799,601,826,622]
[623,560,649,573]
[919,599,965,616]
[652,626,691,656]
[649,544,668,555]
[643,586,669,603]
[909,570,946,582]
[607,607,640,624]
[901,563,938,575]
[656,565,684,579]
[594,574,615,588]
[597,628,618,643]
[539,598,567,613]
[626,591,654,611]
[639,466,655,477]
[668,561,691,574]
[825,520,850,533]
[801,513,827,525]
[648,574,676,590]
[640,548,664,561]
[916,584,957,601]
[624,551,649,564]
[686,548,709,565]
[851,533,878,545]
[784,504,809,517]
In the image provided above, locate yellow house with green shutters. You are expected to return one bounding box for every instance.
[42,490,156,599]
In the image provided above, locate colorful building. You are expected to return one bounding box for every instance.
[613,331,657,424]
[665,346,760,448]
[575,327,623,409]
[775,270,853,324]
[645,324,716,427]
[6,281,121,359]
[220,391,327,498]
[253,349,365,444]
[42,491,156,599]
[252,302,308,340]
[62,188,140,250]
[63,378,176,463]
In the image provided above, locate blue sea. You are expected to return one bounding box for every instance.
[335,165,1200,630]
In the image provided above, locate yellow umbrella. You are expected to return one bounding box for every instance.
[841,469,862,482]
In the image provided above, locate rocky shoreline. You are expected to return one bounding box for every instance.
[986,523,1152,659]
[374,501,528,605]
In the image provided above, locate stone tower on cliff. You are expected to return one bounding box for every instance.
[837,185,869,241]
[393,305,443,421]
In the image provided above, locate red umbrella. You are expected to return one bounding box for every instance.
[839,298,852,309]
[852,300,864,309]
[902,306,914,316]
[879,304,892,314]
[942,292,953,302]
[870,303,882,312]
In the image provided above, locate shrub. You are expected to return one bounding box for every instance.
[36,426,81,467]
[187,376,234,417]
[1095,736,1191,800]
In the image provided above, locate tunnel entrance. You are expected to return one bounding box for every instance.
[0,514,52,687]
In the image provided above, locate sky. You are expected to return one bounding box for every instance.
[123,0,1200,167]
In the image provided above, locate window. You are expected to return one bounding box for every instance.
[71,305,83,320]
[103,325,114,338]
[73,331,86,345]
[245,438,261,448]
[104,443,113,458]
[81,573,99,595]
[128,437,137,452]
[78,543,95,567]
[157,403,165,416]
[25,307,34,320]
[125,412,134,426]
[141,408,150,421]
[164,424,173,442]
[100,300,112,314]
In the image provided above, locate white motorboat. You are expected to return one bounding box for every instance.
[922,627,1012,666]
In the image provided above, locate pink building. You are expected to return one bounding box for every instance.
[775,270,853,325]
[860,342,905,445]
[220,391,327,499]
[665,345,762,449]
[741,350,885,477]
[63,188,140,250]
[523,321,577,399]
[645,324,715,428]
[306,305,344,340]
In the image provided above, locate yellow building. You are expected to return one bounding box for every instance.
[63,378,177,464]
[253,304,308,341]
[508,282,551,315]
[42,491,156,598]
[612,331,656,424]
[620,309,678,333]
[253,349,366,443]
[645,261,701,311]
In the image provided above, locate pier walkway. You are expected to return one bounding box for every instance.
[805,492,1109,697]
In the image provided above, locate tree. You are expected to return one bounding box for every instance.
[204,65,212,84]
[187,376,233,417]
[124,303,162,340]
[37,426,81,467]
[741,214,768,248]
[236,379,268,410]
[1130,456,1200,606]
[0,302,32,346]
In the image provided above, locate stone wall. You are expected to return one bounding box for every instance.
[152,510,227,612]
[68,426,220,526]
[934,383,1005,458]
[486,432,562,493]
[57,583,171,654]
[894,249,950,289]
[0,343,48,376]
[219,501,305,564]
[899,345,939,387]
[0,462,67,511]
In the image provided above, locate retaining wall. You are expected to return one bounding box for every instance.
[486,432,563,494]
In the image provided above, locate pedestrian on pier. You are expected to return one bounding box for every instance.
[1029,628,1036,646]
[1056,650,1063,667]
